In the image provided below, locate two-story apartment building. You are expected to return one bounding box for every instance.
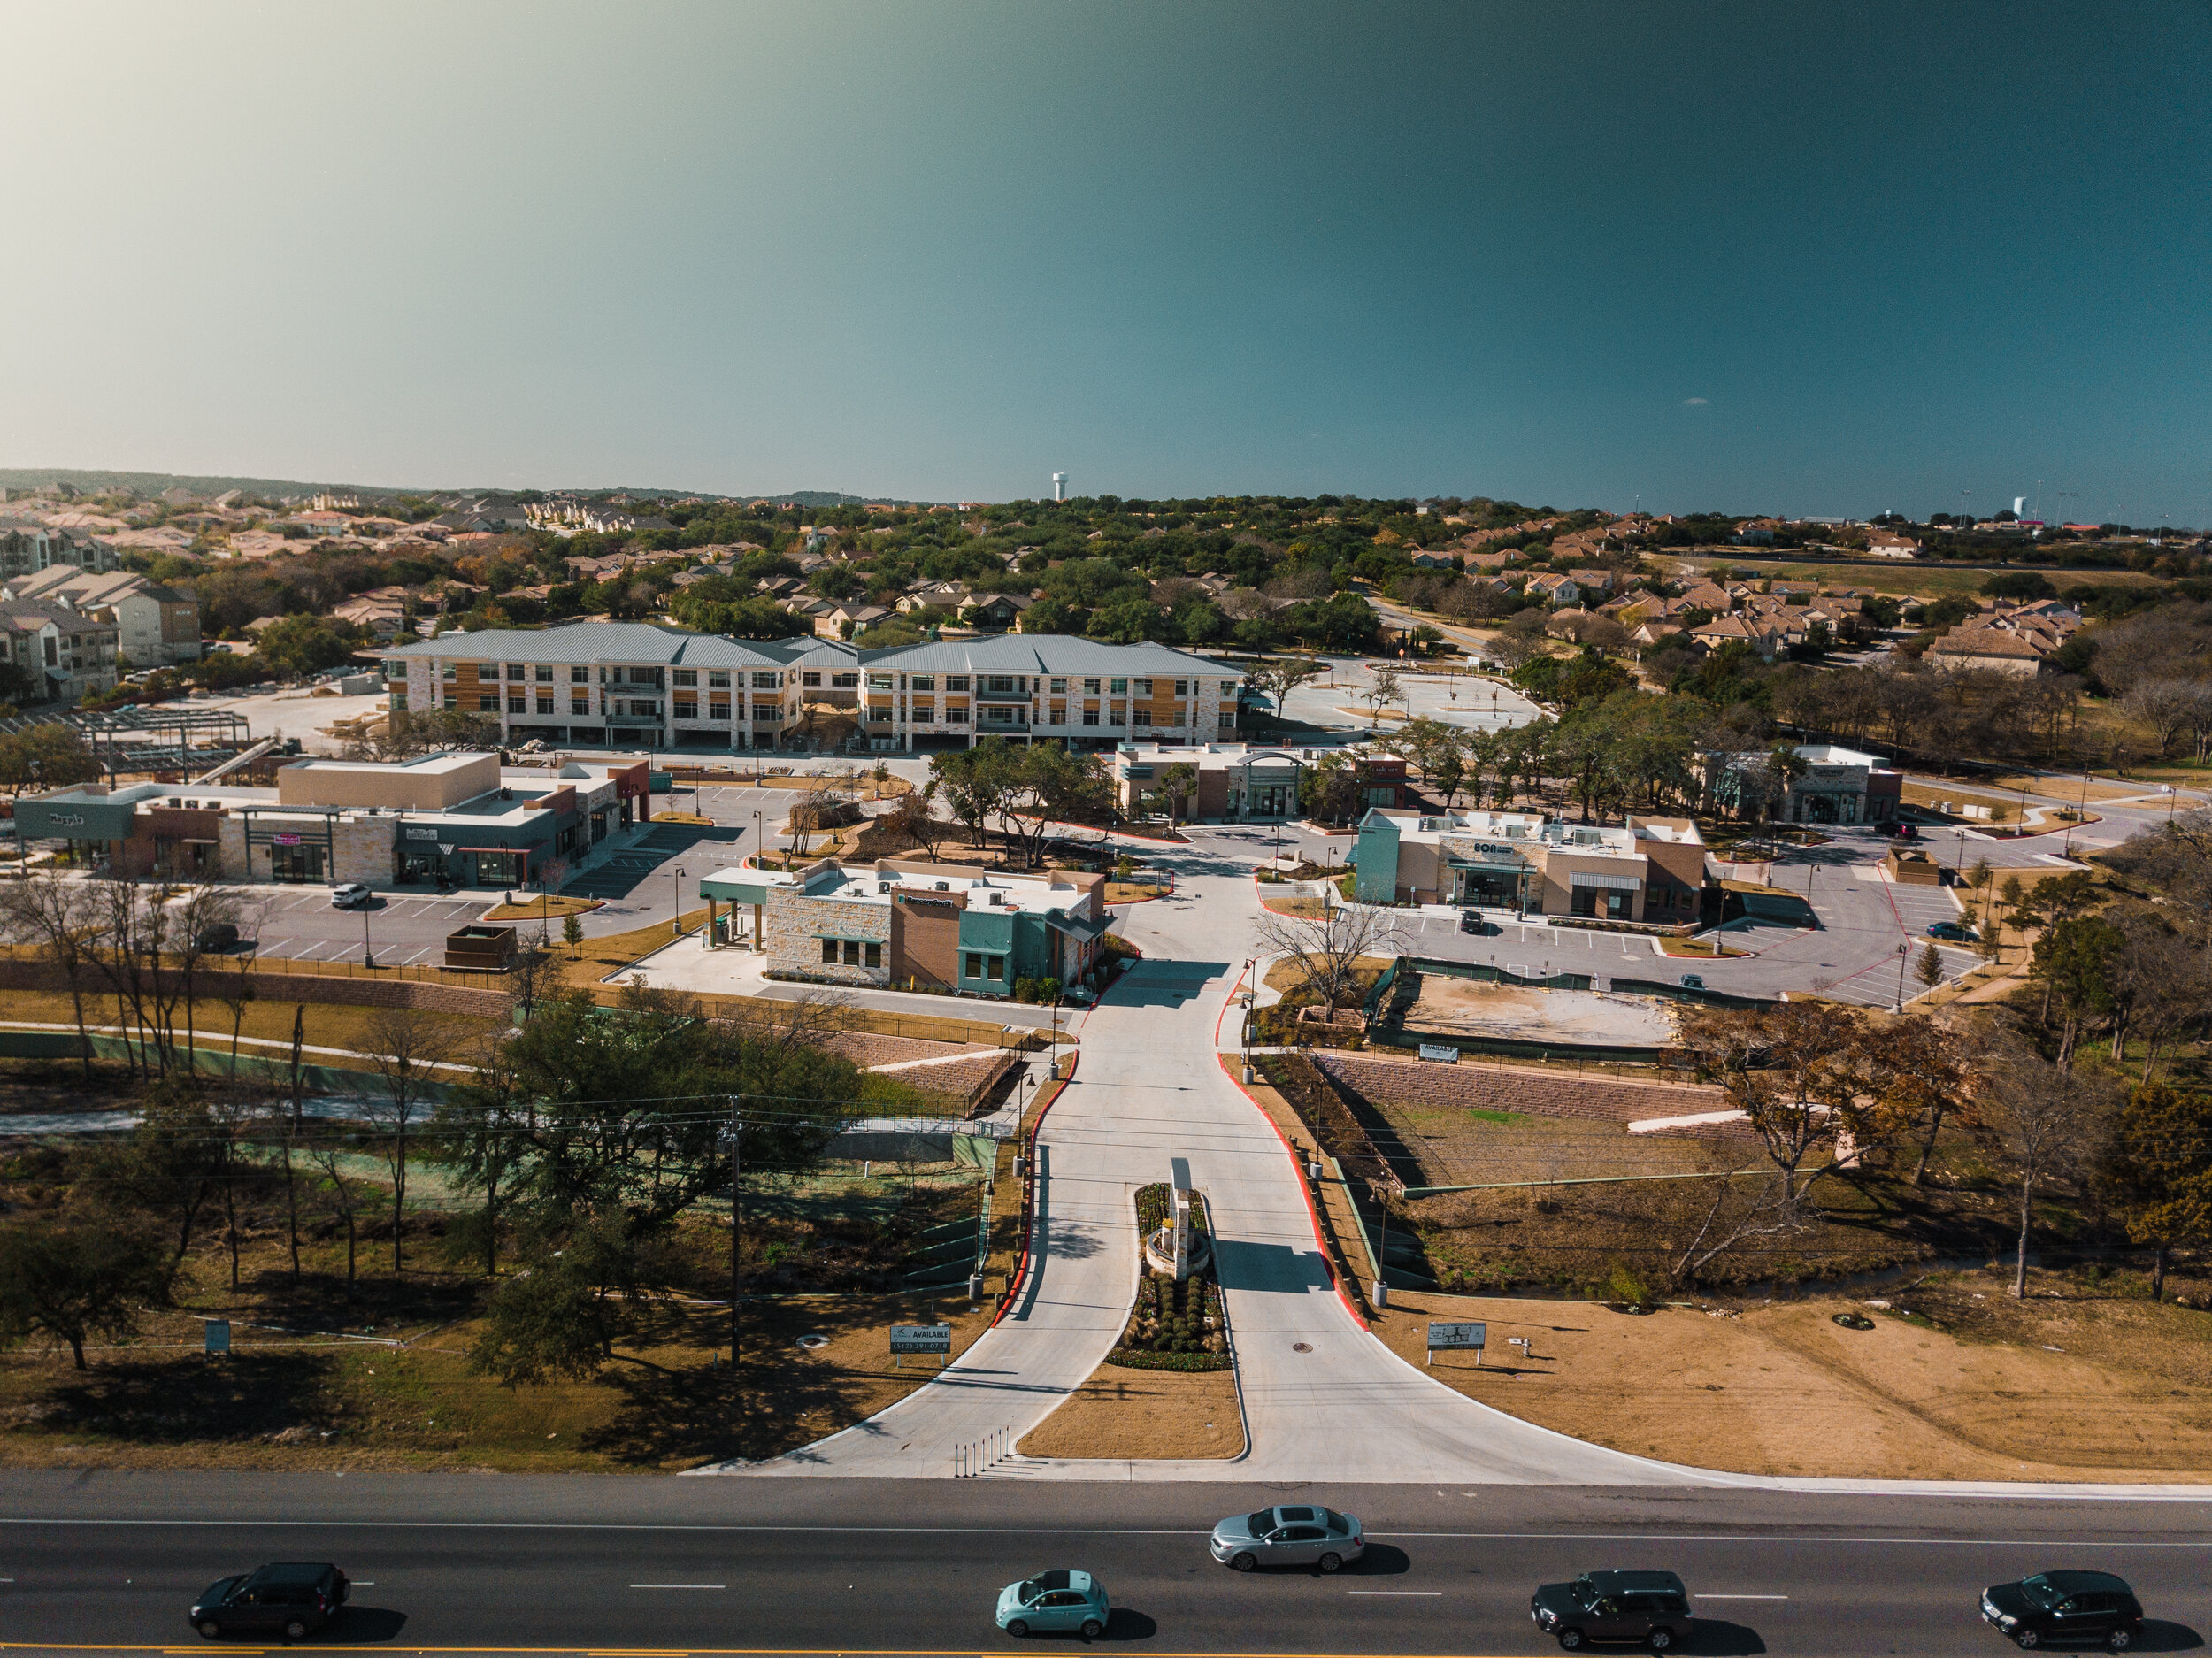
[856,636,1240,750]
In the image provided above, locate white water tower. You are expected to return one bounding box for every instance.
[1052,472,1066,503]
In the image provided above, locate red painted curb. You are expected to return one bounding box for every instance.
[1217,1052,1370,1332]
[990,1049,1078,1330]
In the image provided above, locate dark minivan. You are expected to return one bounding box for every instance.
[190,1562,350,1640]
[1532,1569,1693,1650]
[1981,1570,2144,1650]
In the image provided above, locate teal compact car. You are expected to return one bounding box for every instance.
[996,1569,1110,1639]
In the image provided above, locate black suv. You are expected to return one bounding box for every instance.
[1532,1570,1692,1651]
[1981,1570,2144,1651]
[190,1562,350,1640]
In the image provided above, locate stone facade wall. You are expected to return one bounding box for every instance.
[765,891,891,987]
[333,817,396,884]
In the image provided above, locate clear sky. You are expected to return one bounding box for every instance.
[3,1,2206,520]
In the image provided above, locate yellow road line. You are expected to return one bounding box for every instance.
[0,1648,1525,1657]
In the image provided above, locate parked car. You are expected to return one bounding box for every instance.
[193,922,241,953]
[1927,921,1978,942]
[1458,910,1497,935]
[1677,973,1705,991]
[330,882,372,909]
[1980,1570,2144,1650]
[1210,1504,1365,1572]
[1530,1570,1693,1651]
[995,1570,1108,1639]
[190,1562,349,1640]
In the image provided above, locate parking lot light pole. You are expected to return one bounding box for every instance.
[672,864,687,938]
[1893,940,1910,1012]
[361,899,375,971]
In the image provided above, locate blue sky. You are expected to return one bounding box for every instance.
[3,1,2206,520]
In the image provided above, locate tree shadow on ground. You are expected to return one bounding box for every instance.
[36,1351,338,1443]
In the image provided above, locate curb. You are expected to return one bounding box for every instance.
[1216,1052,1370,1332]
[990,1048,1078,1330]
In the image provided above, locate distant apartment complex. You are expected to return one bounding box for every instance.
[387,623,1242,752]
[1,568,200,669]
[1354,807,1708,926]
[0,518,120,582]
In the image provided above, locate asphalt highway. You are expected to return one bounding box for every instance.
[2,1475,2208,1656]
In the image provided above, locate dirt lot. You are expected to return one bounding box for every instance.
[1017,1365,1243,1461]
[1371,1273,2212,1481]
[1405,977,1679,1046]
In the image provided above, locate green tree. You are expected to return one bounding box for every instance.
[1159,761,1198,830]
[562,911,585,958]
[253,614,361,679]
[0,1213,168,1370]
[1915,941,1945,990]
[2107,1082,2212,1301]
[0,725,103,794]
[2030,913,2125,1067]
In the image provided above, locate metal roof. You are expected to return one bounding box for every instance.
[384,621,805,669]
[853,635,1234,677]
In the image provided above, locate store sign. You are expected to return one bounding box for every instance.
[404,825,440,841]
[48,813,83,827]
[273,833,302,847]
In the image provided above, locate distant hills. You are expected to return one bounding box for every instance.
[0,469,933,507]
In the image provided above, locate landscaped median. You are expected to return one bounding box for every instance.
[1015,1181,1243,1461]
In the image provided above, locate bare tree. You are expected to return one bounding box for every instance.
[360,1003,461,1275]
[1975,1025,2117,1298]
[307,1132,372,1291]
[1252,902,1405,1012]
[0,867,106,1077]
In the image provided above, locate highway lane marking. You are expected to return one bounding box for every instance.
[630,1584,725,1590]
[6,1519,2211,1540]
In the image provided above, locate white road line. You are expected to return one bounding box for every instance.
[1348,1590,1441,1595]
[290,940,332,960]
[283,894,320,910]
[1698,1594,1789,1600]
[630,1583,724,1590]
[398,945,435,966]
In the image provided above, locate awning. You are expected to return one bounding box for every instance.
[1569,871,1640,891]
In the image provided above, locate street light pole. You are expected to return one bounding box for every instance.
[672,864,687,938]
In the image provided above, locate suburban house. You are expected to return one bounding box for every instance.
[1525,572,1581,605]
[1865,530,1922,559]
[702,857,1110,998]
[1352,807,1709,926]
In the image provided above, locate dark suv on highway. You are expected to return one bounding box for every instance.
[1981,1570,2144,1650]
[190,1562,350,1640]
[1532,1570,1693,1650]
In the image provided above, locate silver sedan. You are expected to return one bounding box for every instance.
[1209,1504,1365,1572]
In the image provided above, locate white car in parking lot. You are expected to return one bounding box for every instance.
[329,882,372,909]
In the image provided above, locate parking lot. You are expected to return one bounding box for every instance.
[242,888,494,968]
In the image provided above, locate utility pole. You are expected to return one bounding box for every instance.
[727,1095,743,1367]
